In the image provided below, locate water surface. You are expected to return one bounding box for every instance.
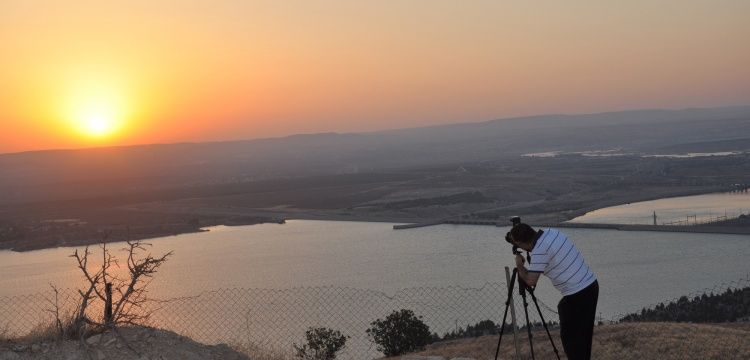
[1,220,747,319]
[570,192,750,225]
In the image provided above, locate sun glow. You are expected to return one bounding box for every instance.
[80,113,117,137]
[62,74,131,139]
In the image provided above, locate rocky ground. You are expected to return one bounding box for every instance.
[0,327,249,360]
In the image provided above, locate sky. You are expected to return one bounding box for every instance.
[1,1,749,153]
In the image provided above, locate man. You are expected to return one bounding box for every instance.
[508,223,599,360]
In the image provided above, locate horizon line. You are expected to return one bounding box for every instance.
[2,103,749,157]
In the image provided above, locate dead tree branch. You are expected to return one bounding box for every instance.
[66,236,172,337]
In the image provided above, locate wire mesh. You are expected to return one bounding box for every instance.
[0,280,564,359]
[610,272,750,323]
[2,274,748,359]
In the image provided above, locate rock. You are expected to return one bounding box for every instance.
[96,349,106,360]
[450,358,477,360]
[64,352,79,360]
[9,345,27,352]
[0,351,21,360]
[86,334,102,345]
[401,356,445,360]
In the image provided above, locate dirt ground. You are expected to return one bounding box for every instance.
[391,322,750,360]
[0,326,249,360]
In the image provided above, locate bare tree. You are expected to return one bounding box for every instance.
[66,238,173,336]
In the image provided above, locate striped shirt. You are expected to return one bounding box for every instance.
[527,228,596,296]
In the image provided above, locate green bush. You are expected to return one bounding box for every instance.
[366,309,433,356]
[293,327,348,360]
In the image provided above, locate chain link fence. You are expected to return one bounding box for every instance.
[3,273,748,359]
[590,273,750,360]
[612,272,750,323]
[1,270,563,359]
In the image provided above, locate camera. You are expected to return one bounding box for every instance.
[504,216,522,254]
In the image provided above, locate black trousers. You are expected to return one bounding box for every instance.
[557,280,599,360]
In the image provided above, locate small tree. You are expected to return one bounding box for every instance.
[61,238,172,338]
[293,327,348,360]
[366,309,433,356]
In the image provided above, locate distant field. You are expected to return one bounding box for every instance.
[2,153,750,251]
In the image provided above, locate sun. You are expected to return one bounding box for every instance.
[77,106,120,137]
[62,77,129,139]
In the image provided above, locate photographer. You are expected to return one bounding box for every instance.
[508,223,599,360]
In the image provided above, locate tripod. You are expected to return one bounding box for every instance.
[494,266,560,360]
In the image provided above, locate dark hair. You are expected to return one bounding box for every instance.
[510,223,536,244]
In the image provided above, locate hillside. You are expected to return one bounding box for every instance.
[393,322,750,360]
[3,322,748,359]
[0,326,249,360]
[2,106,750,251]
[2,106,749,205]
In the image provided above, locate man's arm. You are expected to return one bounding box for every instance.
[515,254,541,287]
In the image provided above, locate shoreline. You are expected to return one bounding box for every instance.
[3,188,748,253]
[4,211,748,254]
[394,217,750,235]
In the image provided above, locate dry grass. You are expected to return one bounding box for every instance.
[16,322,64,343]
[390,322,750,360]
[229,341,292,360]
[0,326,10,343]
[3,314,91,345]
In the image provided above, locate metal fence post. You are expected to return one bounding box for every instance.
[505,267,521,360]
[104,282,113,324]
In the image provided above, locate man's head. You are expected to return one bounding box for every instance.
[509,223,536,251]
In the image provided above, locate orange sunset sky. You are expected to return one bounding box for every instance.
[1,1,749,154]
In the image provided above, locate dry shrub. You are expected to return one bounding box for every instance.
[16,321,65,343]
[10,309,87,343]
[56,238,173,341]
[0,325,10,342]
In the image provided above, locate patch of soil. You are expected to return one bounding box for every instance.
[0,326,249,360]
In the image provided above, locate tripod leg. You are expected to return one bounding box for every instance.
[494,269,518,360]
[516,278,536,360]
[528,289,561,360]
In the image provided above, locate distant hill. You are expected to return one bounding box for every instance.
[1,106,749,205]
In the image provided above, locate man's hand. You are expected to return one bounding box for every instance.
[515,254,525,269]
[515,253,540,287]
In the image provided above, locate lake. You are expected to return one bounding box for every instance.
[569,191,750,225]
[1,220,748,320]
